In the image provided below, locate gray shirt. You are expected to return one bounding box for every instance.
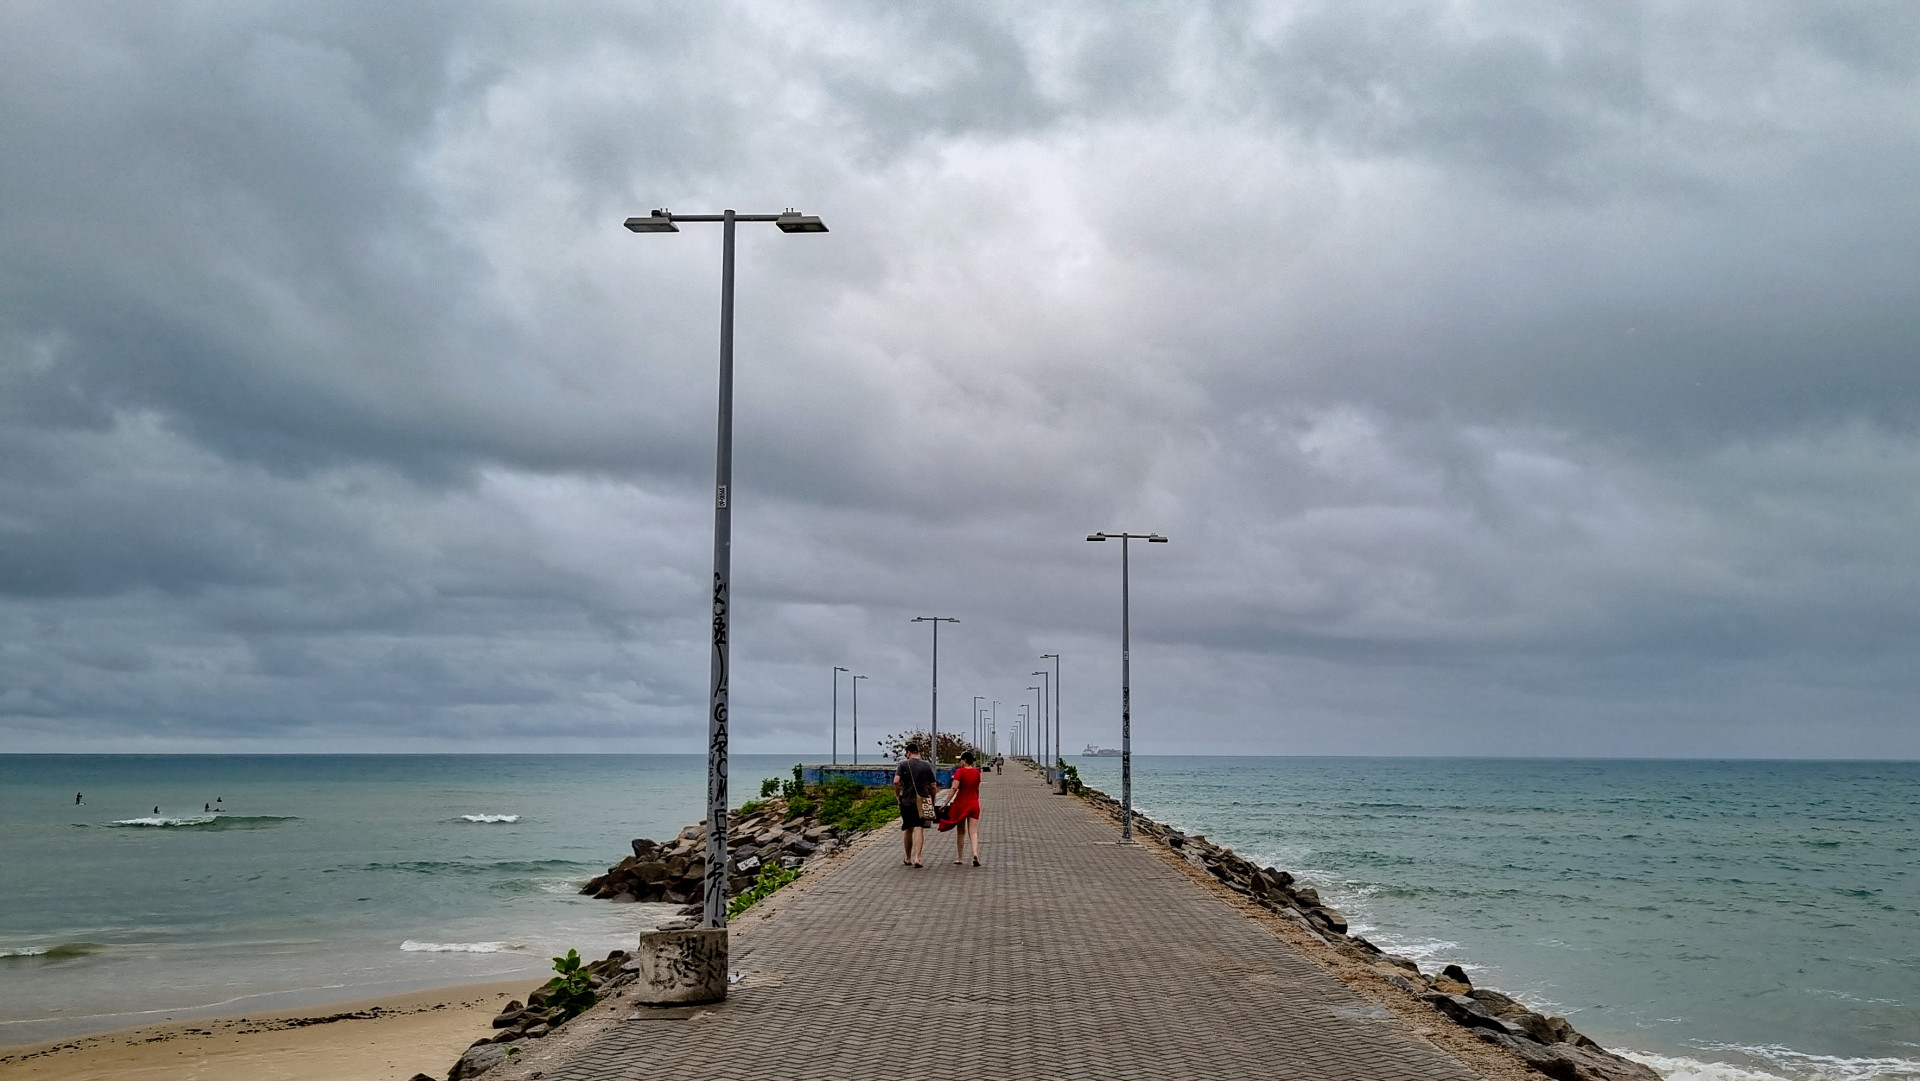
[895,757,935,803]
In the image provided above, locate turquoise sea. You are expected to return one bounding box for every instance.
[2,755,1915,1081]
[0,754,797,1045]
[1074,756,1919,1081]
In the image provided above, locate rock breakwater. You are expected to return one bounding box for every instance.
[578,790,874,906]
[1075,785,1659,1081]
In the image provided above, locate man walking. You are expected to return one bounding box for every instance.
[893,741,936,868]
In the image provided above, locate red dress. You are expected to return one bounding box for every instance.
[938,765,982,831]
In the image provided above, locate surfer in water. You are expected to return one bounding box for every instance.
[75,792,83,805]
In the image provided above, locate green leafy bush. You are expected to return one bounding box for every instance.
[727,862,802,917]
[784,793,816,820]
[758,777,780,798]
[816,777,864,822]
[738,799,766,817]
[1059,763,1085,796]
[834,790,900,831]
[542,949,597,1022]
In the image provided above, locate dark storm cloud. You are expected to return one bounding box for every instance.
[4,1,1920,755]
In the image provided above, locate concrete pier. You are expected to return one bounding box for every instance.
[551,768,1484,1080]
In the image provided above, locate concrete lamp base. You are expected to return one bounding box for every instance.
[634,927,728,1006]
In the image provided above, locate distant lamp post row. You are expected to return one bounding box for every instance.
[623,205,827,933]
[1087,530,1167,844]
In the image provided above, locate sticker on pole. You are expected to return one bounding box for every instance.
[716,485,728,508]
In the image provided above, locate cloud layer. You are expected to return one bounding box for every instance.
[5,1,1920,756]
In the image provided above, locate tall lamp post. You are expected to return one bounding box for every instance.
[1041,653,1061,789]
[991,701,999,757]
[1028,687,1043,763]
[1085,531,1167,843]
[910,617,958,766]
[972,695,985,751]
[1031,669,1051,779]
[832,666,848,765]
[623,206,826,931]
[851,674,868,764]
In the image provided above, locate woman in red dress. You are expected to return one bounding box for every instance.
[938,751,984,866]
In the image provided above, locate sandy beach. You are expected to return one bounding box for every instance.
[0,980,526,1081]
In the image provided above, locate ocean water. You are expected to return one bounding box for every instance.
[1071,757,1919,1081]
[0,754,802,1045]
[5,755,1915,1081]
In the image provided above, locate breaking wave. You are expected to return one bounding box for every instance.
[399,940,527,954]
[1626,1047,1920,1081]
[103,815,298,830]
[0,942,102,962]
[458,814,520,824]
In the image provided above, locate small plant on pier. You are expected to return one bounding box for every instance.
[542,949,598,1022]
[728,861,802,917]
[1059,762,1085,796]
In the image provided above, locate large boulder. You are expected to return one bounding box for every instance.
[1475,1031,1661,1081]
[1310,906,1349,935]
[1423,993,1528,1038]
[448,1042,510,1079]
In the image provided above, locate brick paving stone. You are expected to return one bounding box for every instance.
[551,767,1484,1081]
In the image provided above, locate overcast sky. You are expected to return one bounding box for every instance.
[4,2,1919,757]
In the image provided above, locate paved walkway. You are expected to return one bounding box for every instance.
[552,768,1483,1081]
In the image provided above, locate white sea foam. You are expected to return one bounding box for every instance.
[1622,1051,1794,1080]
[111,816,217,827]
[0,947,49,957]
[459,814,520,824]
[399,940,526,953]
[1647,1043,1920,1081]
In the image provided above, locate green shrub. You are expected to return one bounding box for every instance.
[727,862,802,917]
[541,949,597,1022]
[835,790,900,831]
[738,799,766,817]
[758,777,779,798]
[816,777,863,822]
[1060,763,1085,796]
[784,793,816,820]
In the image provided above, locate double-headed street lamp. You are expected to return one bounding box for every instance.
[624,206,826,931]
[1086,530,1168,843]
[911,616,959,766]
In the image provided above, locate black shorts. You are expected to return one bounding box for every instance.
[900,805,928,831]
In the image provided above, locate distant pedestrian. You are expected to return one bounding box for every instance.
[893,742,936,868]
[939,751,984,866]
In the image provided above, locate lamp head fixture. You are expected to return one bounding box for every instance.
[775,210,829,233]
[623,210,678,232]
